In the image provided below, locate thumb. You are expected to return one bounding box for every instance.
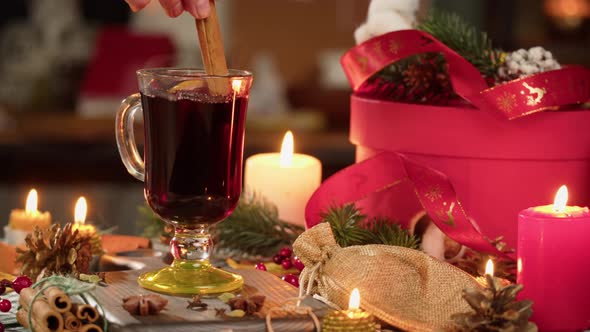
[183,0,211,19]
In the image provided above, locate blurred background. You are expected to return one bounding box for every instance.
[0,0,588,235]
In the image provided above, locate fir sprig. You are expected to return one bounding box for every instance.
[418,11,503,77]
[212,194,304,257]
[320,204,373,247]
[321,203,420,249]
[367,217,421,249]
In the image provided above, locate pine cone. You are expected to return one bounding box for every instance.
[449,275,537,332]
[16,223,94,281]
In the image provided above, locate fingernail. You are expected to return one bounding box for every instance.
[170,1,183,17]
[195,0,210,19]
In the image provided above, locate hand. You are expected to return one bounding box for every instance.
[125,0,211,19]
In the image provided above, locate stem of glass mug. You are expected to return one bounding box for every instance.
[170,225,213,269]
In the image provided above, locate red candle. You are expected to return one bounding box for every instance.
[517,185,590,332]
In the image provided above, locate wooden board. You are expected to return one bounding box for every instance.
[92,254,330,331]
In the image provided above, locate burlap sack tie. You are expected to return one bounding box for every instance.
[294,223,482,332]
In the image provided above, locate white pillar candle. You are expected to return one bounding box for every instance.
[245,131,322,226]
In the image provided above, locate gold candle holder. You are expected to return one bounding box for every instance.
[322,288,377,332]
[322,309,376,331]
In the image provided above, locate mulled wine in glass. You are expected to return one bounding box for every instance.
[116,68,252,294]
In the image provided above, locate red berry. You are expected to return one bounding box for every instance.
[0,299,11,313]
[0,285,5,296]
[293,257,305,271]
[272,254,285,264]
[281,259,293,270]
[254,262,267,271]
[282,274,299,288]
[11,276,32,294]
[279,247,292,258]
[0,280,11,288]
[0,322,4,332]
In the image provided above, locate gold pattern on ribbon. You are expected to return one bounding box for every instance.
[372,40,384,58]
[389,40,400,55]
[496,92,517,114]
[521,82,546,106]
[356,55,369,73]
[435,202,456,227]
[424,185,442,202]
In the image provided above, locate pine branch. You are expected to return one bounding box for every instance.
[417,11,503,77]
[320,204,373,247]
[366,217,421,249]
[320,203,420,249]
[212,193,304,257]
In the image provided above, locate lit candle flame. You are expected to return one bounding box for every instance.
[485,258,494,277]
[75,197,87,224]
[25,189,38,213]
[279,131,294,167]
[348,288,360,311]
[553,185,568,213]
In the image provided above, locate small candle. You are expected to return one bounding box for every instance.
[517,185,590,332]
[244,131,321,226]
[322,288,376,332]
[71,197,96,237]
[4,189,51,245]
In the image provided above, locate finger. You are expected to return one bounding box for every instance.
[125,0,151,12]
[182,0,211,19]
[158,0,184,17]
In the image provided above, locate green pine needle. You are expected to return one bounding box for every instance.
[417,11,503,77]
[212,194,304,257]
[320,204,373,247]
[321,203,420,249]
[366,217,421,249]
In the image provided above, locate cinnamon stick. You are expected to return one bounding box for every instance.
[17,308,63,332]
[63,312,82,331]
[71,303,100,323]
[78,323,103,332]
[19,288,64,332]
[45,287,72,314]
[195,0,229,96]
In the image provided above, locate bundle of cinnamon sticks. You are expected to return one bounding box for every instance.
[17,287,103,332]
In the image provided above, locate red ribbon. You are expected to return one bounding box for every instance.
[305,152,513,260]
[340,30,590,119]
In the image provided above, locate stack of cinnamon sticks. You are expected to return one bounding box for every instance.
[17,287,103,332]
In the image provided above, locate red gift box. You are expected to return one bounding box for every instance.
[306,30,590,250]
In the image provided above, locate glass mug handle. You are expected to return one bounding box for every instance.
[115,93,145,182]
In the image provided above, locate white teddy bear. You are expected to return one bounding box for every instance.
[354,0,421,45]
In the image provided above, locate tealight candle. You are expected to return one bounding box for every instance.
[322,288,376,332]
[71,197,96,238]
[244,131,321,226]
[517,185,590,332]
[4,189,51,245]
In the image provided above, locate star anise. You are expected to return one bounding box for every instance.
[122,294,168,316]
[186,295,208,311]
[228,295,266,315]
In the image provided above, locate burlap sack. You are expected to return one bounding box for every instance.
[293,223,482,332]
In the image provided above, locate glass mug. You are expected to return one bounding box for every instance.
[116,68,253,294]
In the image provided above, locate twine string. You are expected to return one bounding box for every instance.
[265,297,321,332]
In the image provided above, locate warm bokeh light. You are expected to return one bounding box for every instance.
[485,258,494,277]
[348,288,360,311]
[232,79,242,93]
[280,131,294,167]
[25,189,38,213]
[75,197,87,224]
[553,185,568,213]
